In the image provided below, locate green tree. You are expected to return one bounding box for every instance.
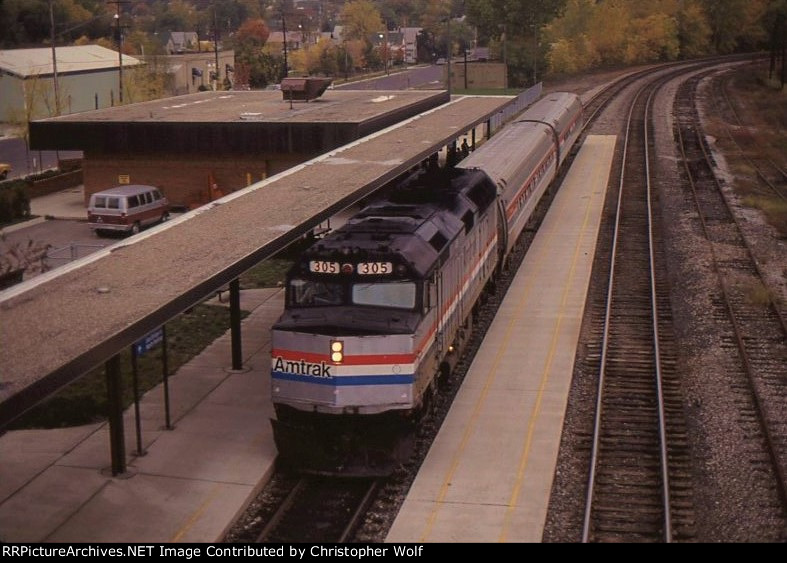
[149,0,197,34]
[465,0,566,86]
[677,0,712,58]
[701,0,769,53]
[381,0,428,28]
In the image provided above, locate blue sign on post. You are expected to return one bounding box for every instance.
[135,328,163,356]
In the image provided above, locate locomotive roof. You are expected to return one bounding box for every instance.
[303,168,495,277]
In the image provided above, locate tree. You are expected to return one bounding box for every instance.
[589,0,631,65]
[123,62,168,103]
[228,18,277,88]
[677,0,712,58]
[764,0,787,87]
[341,0,384,42]
[345,38,368,71]
[290,37,341,76]
[625,13,680,63]
[465,0,566,86]
[236,18,270,45]
[382,0,428,28]
[149,0,197,34]
[701,0,766,53]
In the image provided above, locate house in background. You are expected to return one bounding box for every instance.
[266,30,310,53]
[400,28,421,64]
[143,50,235,96]
[149,31,234,95]
[164,31,200,55]
[0,45,142,122]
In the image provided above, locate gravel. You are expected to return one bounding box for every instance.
[543,61,787,542]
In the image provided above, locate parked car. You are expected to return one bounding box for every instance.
[87,184,169,236]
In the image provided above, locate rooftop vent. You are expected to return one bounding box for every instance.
[280,77,333,102]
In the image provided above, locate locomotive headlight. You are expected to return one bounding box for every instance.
[330,340,344,363]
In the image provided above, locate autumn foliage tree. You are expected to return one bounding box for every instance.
[544,0,775,75]
[230,18,280,88]
[341,0,385,43]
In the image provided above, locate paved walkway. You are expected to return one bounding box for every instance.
[386,135,617,542]
[0,288,283,542]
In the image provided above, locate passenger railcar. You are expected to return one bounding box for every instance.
[269,92,583,475]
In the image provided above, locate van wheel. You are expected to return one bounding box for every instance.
[161,212,170,223]
[131,222,141,235]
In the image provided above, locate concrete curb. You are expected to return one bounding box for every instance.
[0,216,47,235]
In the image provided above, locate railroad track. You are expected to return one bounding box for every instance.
[674,72,787,539]
[708,69,787,201]
[255,475,380,543]
[231,60,758,544]
[581,73,694,543]
[229,97,585,544]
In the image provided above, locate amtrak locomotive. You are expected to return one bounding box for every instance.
[270,92,584,475]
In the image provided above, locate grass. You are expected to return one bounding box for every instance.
[743,279,781,308]
[239,258,291,289]
[10,303,248,429]
[721,66,787,238]
[740,195,787,238]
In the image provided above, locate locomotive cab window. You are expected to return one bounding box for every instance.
[352,282,416,309]
[289,279,345,307]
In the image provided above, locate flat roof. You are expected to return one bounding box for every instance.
[1,94,513,428]
[0,45,141,79]
[29,90,449,154]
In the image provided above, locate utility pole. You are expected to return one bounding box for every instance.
[108,1,129,104]
[212,2,220,89]
[446,15,451,97]
[501,23,508,90]
[49,0,60,115]
[281,4,288,82]
[463,44,468,90]
[532,8,538,86]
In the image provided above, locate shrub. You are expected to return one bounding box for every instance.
[0,183,31,226]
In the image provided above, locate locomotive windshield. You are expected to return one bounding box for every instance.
[288,278,417,310]
[290,279,344,306]
[352,282,416,309]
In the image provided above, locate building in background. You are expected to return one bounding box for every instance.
[143,50,236,96]
[0,45,143,123]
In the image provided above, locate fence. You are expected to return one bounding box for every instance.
[46,242,106,267]
[489,82,543,134]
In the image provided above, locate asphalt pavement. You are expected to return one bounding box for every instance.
[0,130,82,181]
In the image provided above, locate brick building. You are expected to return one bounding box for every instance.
[29,88,448,209]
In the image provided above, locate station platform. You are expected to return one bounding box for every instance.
[0,135,616,544]
[385,135,617,542]
[0,289,283,543]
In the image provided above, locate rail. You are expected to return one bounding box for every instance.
[582,76,674,543]
[675,72,787,518]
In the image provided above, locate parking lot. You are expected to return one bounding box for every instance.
[3,186,112,283]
